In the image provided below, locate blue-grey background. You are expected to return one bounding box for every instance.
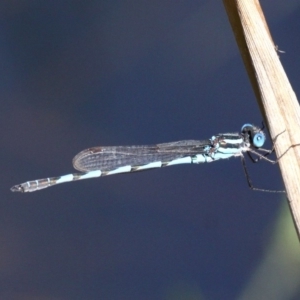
[2,1,300,299]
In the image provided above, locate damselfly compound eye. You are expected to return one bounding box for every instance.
[241,123,253,132]
[253,132,265,148]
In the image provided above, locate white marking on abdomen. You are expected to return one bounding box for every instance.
[136,161,162,170]
[80,170,101,179]
[56,174,74,183]
[107,165,132,175]
[166,157,192,166]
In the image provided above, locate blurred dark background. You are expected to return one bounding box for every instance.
[1,1,300,299]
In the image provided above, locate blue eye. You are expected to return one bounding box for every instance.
[241,123,253,132]
[253,132,265,148]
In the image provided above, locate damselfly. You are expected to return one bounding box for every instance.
[10,124,283,193]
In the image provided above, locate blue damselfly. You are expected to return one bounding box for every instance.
[10,124,283,193]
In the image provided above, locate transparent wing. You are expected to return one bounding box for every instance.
[73,139,211,172]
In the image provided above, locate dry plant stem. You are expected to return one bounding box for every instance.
[223,0,300,239]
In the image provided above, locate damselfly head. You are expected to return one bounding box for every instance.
[241,124,266,148]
